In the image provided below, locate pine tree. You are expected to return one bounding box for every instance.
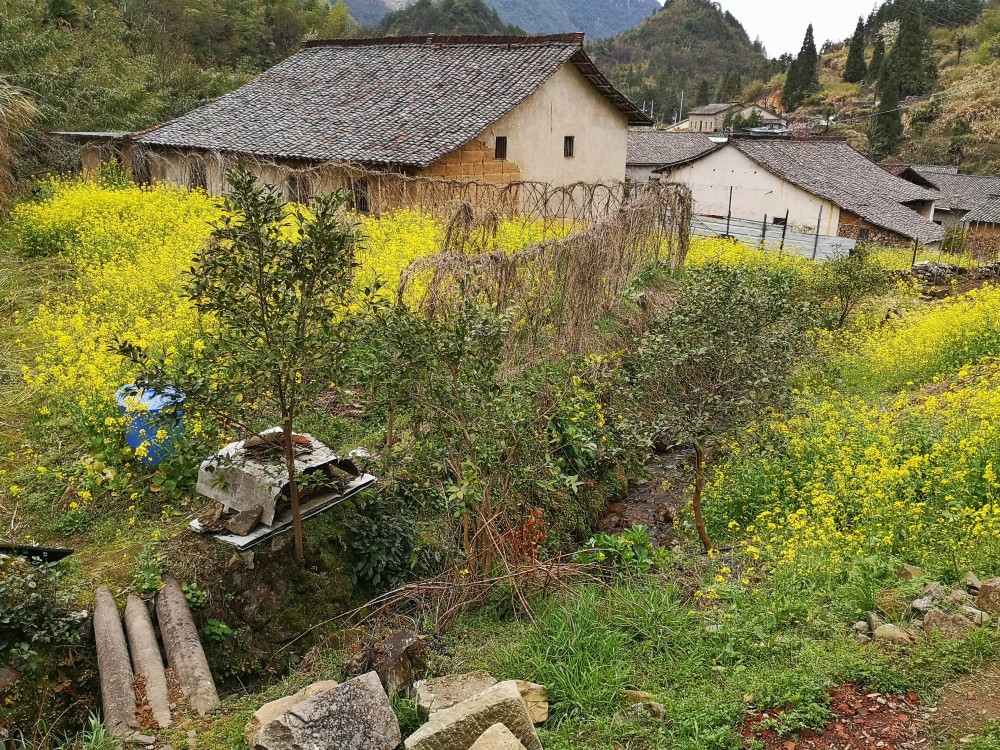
[695,79,711,106]
[868,36,885,82]
[871,67,903,158]
[889,0,937,97]
[782,24,820,111]
[844,17,868,83]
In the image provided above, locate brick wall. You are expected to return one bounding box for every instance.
[419,139,521,183]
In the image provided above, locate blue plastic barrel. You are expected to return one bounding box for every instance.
[115,385,184,466]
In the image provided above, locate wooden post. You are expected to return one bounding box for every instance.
[761,214,768,247]
[812,206,824,260]
[725,186,733,237]
[911,238,919,267]
[779,209,790,250]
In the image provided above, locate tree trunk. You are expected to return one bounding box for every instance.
[692,443,713,552]
[283,419,305,563]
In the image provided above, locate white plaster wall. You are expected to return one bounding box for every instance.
[474,63,629,185]
[627,165,662,183]
[666,145,841,234]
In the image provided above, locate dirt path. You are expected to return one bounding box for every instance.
[930,663,1000,745]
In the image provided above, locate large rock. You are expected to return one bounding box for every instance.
[961,605,992,625]
[371,631,429,694]
[896,564,924,580]
[515,681,548,725]
[252,672,399,750]
[976,578,1000,615]
[923,609,976,639]
[965,571,983,594]
[416,672,498,717]
[244,680,339,746]
[405,680,541,750]
[873,623,915,645]
[469,724,527,750]
[866,611,887,631]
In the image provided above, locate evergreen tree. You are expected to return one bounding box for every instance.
[844,17,868,83]
[889,0,936,97]
[782,24,819,111]
[871,69,903,158]
[695,79,711,106]
[868,36,886,81]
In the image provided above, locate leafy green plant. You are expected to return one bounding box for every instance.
[182,581,207,609]
[343,485,422,591]
[0,555,77,670]
[55,508,93,536]
[129,544,162,593]
[202,619,233,643]
[574,525,667,575]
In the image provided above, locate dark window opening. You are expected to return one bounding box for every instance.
[858,228,871,241]
[288,173,311,204]
[352,178,370,214]
[772,216,787,226]
[189,160,207,191]
[564,135,575,158]
[495,136,508,160]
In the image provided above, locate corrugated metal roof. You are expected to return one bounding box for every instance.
[134,34,650,168]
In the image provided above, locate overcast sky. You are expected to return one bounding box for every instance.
[711,0,884,56]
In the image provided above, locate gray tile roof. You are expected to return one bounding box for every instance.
[910,167,1000,213]
[688,102,740,116]
[133,34,650,168]
[626,131,718,167]
[964,195,1000,225]
[731,139,944,244]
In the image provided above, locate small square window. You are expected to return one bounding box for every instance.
[564,135,575,158]
[495,136,507,160]
[858,228,870,241]
[352,178,370,214]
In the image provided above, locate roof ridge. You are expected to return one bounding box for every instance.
[302,33,585,50]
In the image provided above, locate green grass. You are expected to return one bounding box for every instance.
[440,566,1000,750]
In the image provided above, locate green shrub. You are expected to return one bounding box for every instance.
[0,555,77,669]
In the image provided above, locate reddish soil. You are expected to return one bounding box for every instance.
[740,685,929,750]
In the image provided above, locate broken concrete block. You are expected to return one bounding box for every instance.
[469,724,527,750]
[225,505,263,536]
[244,680,340,746]
[252,672,399,750]
[404,680,541,750]
[515,681,548,725]
[416,671,498,717]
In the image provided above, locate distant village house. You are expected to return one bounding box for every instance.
[66,34,650,201]
[668,102,786,135]
[657,137,944,248]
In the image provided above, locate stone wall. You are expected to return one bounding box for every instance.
[837,210,913,249]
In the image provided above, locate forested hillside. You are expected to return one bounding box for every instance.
[349,0,659,39]
[380,0,524,35]
[590,0,782,125]
[783,0,1000,171]
[0,0,351,179]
